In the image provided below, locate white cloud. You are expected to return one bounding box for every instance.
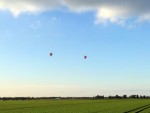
[95,7,126,26]
[0,0,150,26]
[0,0,63,17]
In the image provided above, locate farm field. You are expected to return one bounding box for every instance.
[0,99,150,113]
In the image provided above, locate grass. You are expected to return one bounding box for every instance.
[0,99,150,113]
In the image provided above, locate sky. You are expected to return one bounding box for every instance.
[0,0,150,97]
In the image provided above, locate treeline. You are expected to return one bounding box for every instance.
[94,95,150,99]
[0,95,150,100]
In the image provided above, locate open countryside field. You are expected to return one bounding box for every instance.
[0,99,150,113]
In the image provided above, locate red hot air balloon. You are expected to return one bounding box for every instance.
[84,55,87,59]
[50,53,53,56]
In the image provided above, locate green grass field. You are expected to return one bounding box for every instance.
[0,99,150,113]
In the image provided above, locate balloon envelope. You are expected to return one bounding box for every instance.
[84,56,87,59]
[50,53,53,56]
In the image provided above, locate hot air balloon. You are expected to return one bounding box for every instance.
[50,53,53,56]
[84,55,87,59]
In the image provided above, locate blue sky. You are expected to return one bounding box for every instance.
[0,0,150,96]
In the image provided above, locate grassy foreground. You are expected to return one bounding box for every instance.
[0,99,150,113]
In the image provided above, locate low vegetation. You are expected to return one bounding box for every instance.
[0,99,150,113]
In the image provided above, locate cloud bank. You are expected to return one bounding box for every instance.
[0,0,150,25]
